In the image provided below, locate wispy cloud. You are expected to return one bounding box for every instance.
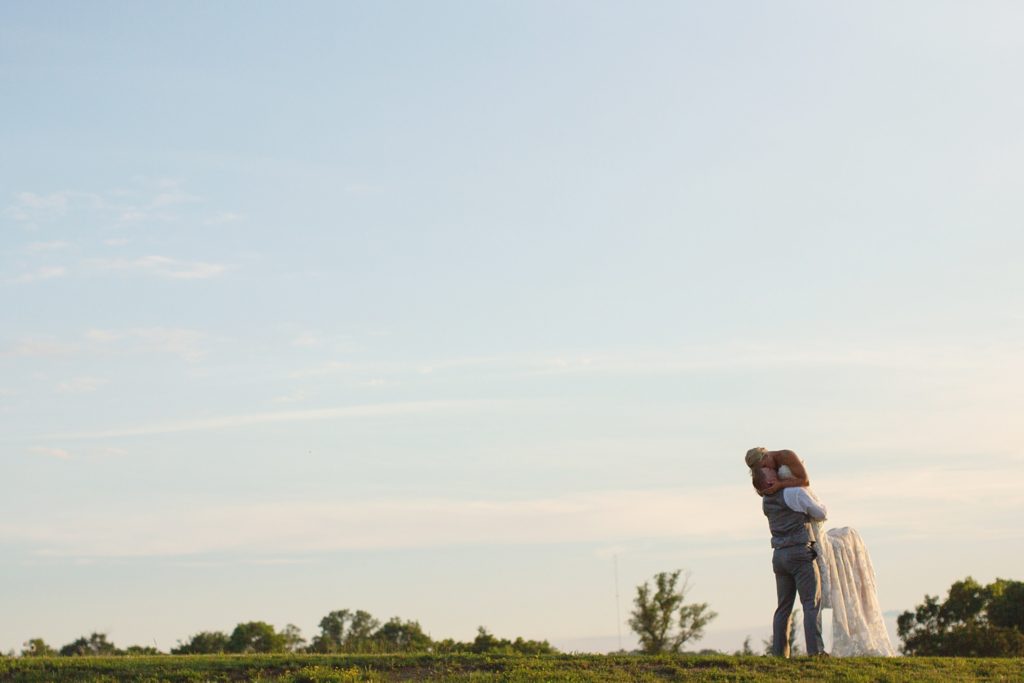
[291,332,321,348]
[86,327,209,361]
[56,376,107,394]
[282,340,1024,387]
[9,265,67,284]
[150,180,200,208]
[26,240,71,252]
[1,337,77,357]
[7,465,1021,558]
[272,390,308,404]
[203,211,244,225]
[87,255,229,279]
[30,446,72,460]
[36,399,515,440]
[5,191,103,224]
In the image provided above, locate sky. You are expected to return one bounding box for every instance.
[2,0,1024,655]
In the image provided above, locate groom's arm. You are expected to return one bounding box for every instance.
[784,488,828,521]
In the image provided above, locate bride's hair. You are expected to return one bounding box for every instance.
[745,447,767,469]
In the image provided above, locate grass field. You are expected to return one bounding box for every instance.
[2,654,1023,682]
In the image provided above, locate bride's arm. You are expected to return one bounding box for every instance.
[763,450,810,493]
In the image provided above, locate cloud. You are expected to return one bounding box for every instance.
[38,398,513,440]
[5,191,104,224]
[9,265,67,284]
[150,182,200,208]
[1,337,77,357]
[5,486,760,557]
[86,327,208,361]
[88,255,229,279]
[272,390,308,404]
[29,447,71,460]
[291,332,321,348]
[7,464,1021,558]
[56,377,107,394]
[26,240,71,252]
[203,211,244,225]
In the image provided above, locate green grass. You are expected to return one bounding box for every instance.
[2,654,1023,682]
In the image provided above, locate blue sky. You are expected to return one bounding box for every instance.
[2,1,1023,654]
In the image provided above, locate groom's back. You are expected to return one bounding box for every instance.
[762,491,811,549]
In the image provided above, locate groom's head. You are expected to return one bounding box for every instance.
[751,466,778,495]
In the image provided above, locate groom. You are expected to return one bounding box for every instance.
[749,453,828,657]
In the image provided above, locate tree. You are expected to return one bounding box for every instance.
[309,609,381,653]
[467,627,557,655]
[227,621,286,654]
[733,636,754,656]
[898,576,1024,657]
[280,624,306,653]
[171,631,229,654]
[309,609,350,653]
[21,639,56,657]
[59,633,118,656]
[372,618,432,652]
[628,570,717,654]
[123,645,161,655]
[345,610,380,651]
[987,579,1024,631]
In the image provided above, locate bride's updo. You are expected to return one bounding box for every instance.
[745,447,767,469]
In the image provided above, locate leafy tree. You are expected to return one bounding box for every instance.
[123,645,161,655]
[508,636,558,655]
[309,609,350,653]
[309,609,380,653]
[467,627,557,654]
[733,636,754,656]
[345,610,380,651]
[987,579,1024,631]
[227,621,286,654]
[898,576,1024,656]
[171,631,229,654]
[21,639,56,657]
[470,627,504,653]
[174,631,229,654]
[280,624,306,653]
[629,570,717,653]
[372,618,432,652]
[59,633,118,656]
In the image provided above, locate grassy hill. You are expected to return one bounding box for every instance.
[3,653,1023,682]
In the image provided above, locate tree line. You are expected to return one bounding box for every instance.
[9,573,1023,658]
[16,609,556,657]
[897,577,1024,657]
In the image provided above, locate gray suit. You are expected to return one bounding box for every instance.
[762,490,825,656]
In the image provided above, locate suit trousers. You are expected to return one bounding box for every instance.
[772,543,825,656]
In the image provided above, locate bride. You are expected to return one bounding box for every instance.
[754,460,895,657]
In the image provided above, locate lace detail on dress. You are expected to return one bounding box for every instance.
[810,521,895,656]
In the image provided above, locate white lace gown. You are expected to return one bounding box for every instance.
[809,520,895,656]
[778,466,895,656]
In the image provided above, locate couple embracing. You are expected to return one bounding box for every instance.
[745,447,895,659]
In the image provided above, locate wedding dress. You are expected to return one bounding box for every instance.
[778,466,895,656]
[810,521,895,656]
